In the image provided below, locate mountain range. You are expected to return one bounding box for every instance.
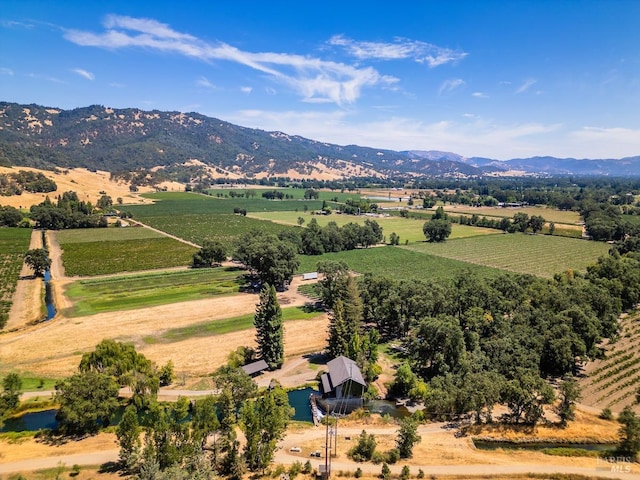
[1,101,639,179]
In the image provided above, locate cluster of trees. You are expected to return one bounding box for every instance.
[55,340,173,435]
[262,190,295,200]
[319,261,381,386]
[348,419,421,464]
[0,205,24,227]
[233,231,299,290]
[29,192,108,229]
[0,170,56,196]
[456,212,547,234]
[296,218,384,255]
[346,243,633,424]
[191,240,227,268]
[115,357,291,479]
[582,203,628,241]
[341,198,378,215]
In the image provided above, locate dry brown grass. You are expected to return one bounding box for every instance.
[0,166,184,209]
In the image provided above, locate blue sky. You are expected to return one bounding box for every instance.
[1,0,639,160]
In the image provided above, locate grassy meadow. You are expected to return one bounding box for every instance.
[404,233,610,277]
[0,228,32,327]
[56,227,197,276]
[64,267,245,316]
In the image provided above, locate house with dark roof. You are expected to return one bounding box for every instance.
[318,356,366,413]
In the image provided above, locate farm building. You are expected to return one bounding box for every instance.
[317,356,366,414]
[241,359,269,377]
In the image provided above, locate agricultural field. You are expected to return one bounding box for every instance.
[125,191,333,216]
[250,210,501,243]
[142,305,322,344]
[209,186,363,203]
[297,246,503,281]
[0,228,32,328]
[580,310,640,412]
[64,267,245,316]
[404,233,610,278]
[442,205,583,225]
[56,227,197,276]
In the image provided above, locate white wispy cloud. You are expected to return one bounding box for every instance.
[26,73,64,84]
[472,92,489,98]
[439,78,465,94]
[63,15,394,105]
[0,68,14,76]
[516,78,537,94]
[568,126,640,157]
[328,34,468,67]
[240,86,253,94]
[196,76,215,89]
[72,68,94,80]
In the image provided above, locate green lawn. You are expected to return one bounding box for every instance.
[57,228,197,276]
[143,305,323,344]
[0,228,33,328]
[297,246,503,281]
[250,211,500,243]
[403,233,610,277]
[64,267,246,316]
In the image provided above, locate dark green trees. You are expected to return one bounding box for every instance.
[618,406,640,458]
[24,248,50,277]
[240,385,292,472]
[423,208,452,242]
[0,373,22,427]
[254,284,284,370]
[234,231,299,290]
[55,370,120,434]
[191,240,227,268]
[396,418,421,458]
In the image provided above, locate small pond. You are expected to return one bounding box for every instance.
[288,387,319,423]
[0,409,58,432]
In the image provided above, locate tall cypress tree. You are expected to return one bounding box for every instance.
[254,284,284,370]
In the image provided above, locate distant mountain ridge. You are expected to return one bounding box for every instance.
[0,101,638,178]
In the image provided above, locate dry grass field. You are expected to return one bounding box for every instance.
[0,166,184,209]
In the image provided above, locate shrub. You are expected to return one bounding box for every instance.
[355,467,363,478]
[381,463,391,480]
[289,461,302,479]
[600,408,614,420]
[417,468,425,479]
[400,465,410,480]
[348,430,377,462]
[386,448,400,464]
[303,460,313,474]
